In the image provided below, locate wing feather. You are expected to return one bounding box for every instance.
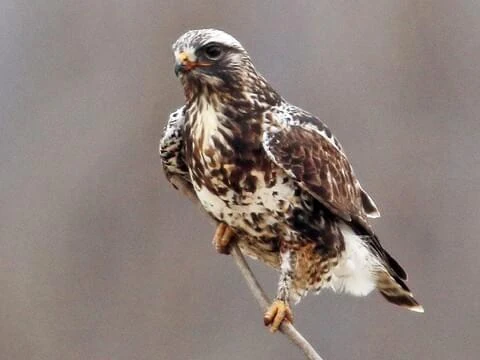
[159,106,194,192]
[263,104,380,233]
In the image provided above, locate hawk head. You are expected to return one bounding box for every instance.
[172,29,280,106]
[172,29,248,80]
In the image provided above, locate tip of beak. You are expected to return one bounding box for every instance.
[174,63,182,77]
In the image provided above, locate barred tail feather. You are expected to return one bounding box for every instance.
[376,272,424,313]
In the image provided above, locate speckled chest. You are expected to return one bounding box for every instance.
[183,102,298,238]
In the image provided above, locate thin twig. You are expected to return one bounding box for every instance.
[169,175,324,360]
[231,244,324,360]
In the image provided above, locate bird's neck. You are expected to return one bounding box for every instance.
[183,69,281,115]
[185,74,280,159]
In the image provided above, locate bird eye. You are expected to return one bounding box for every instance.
[203,45,223,60]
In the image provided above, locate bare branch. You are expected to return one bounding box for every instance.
[168,175,325,360]
[231,245,324,360]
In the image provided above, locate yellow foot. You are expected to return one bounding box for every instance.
[212,223,235,254]
[263,299,293,333]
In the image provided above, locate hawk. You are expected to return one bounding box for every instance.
[160,29,423,332]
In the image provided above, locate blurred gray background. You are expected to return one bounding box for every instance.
[1,1,479,359]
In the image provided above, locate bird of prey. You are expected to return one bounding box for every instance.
[160,29,423,332]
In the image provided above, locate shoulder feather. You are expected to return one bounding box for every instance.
[263,102,380,231]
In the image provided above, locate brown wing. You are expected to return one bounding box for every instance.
[160,106,190,184]
[263,109,379,233]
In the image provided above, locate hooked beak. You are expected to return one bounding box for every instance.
[174,63,184,77]
[174,52,210,77]
[175,52,196,77]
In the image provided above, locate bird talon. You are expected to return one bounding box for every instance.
[263,299,293,333]
[212,223,235,254]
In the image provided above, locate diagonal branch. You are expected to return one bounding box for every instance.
[231,244,324,360]
[168,175,324,360]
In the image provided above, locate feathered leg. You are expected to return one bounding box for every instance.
[264,248,294,332]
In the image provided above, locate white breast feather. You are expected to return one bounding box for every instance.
[193,101,218,146]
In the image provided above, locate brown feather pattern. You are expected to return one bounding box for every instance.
[160,29,423,311]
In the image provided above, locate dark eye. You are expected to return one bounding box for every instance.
[203,45,223,60]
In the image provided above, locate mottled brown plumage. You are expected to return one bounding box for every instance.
[160,29,423,330]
